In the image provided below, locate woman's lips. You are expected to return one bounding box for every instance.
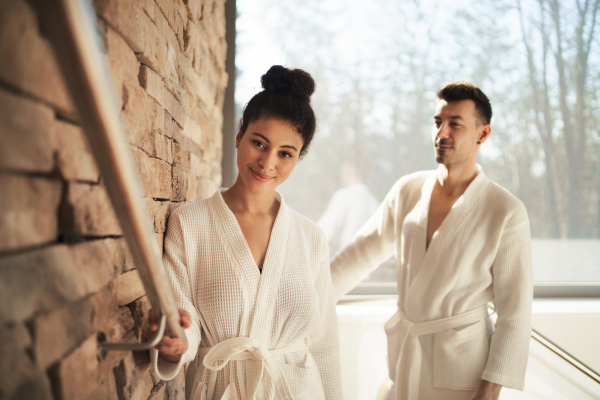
[250,167,274,183]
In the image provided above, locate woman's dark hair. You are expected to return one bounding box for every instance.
[238,65,317,158]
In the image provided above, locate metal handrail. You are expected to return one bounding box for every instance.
[338,295,600,385]
[36,0,186,348]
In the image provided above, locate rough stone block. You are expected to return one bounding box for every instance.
[0,89,55,173]
[165,112,184,144]
[198,177,218,199]
[0,322,37,399]
[114,350,153,400]
[147,381,166,399]
[186,173,200,202]
[164,368,186,400]
[54,120,100,182]
[135,13,167,83]
[0,240,116,323]
[182,117,203,148]
[153,133,173,163]
[132,146,172,200]
[122,78,156,155]
[60,182,122,236]
[154,104,165,135]
[4,372,53,400]
[183,0,203,22]
[87,371,119,400]
[0,173,61,252]
[190,152,202,176]
[96,305,138,379]
[155,232,164,256]
[94,0,150,53]
[0,0,74,116]
[50,335,99,400]
[106,26,140,110]
[128,295,151,341]
[114,270,146,306]
[145,198,171,233]
[113,238,136,274]
[32,297,94,370]
[139,65,186,129]
[172,142,191,171]
[153,3,182,90]
[171,166,187,201]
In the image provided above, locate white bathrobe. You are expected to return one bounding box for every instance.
[151,190,342,400]
[331,167,532,400]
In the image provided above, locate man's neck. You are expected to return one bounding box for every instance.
[436,162,479,198]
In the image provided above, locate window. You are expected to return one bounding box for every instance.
[235,0,600,294]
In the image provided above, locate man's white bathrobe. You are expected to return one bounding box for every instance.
[151,190,342,400]
[331,167,533,400]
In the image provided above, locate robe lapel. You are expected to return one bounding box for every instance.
[248,192,290,340]
[405,167,490,319]
[210,190,261,337]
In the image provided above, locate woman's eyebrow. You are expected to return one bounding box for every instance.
[251,132,270,143]
[281,145,298,151]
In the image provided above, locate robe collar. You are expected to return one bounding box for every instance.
[404,165,490,319]
[209,189,291,340]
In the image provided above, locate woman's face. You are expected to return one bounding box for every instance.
[235,117,304,194]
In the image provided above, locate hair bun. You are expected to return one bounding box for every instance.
[261,65,315,98]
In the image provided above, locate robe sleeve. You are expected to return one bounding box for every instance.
[481,202,533,390]
[330,179,401,301]
[150,210,202,381]
[309,232,343,400]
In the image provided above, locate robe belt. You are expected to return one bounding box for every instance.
[386,304,490,400]
[196,336,310,400]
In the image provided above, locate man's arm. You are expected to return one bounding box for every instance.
[481,201,533,390]
[330,179,402,301]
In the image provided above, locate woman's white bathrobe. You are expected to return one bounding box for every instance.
[151,190,342,400]
[331,167,533,400]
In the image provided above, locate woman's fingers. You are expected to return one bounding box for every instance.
[178,308,192,329]
[155,336,188,355]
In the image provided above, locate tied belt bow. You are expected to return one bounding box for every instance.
[193,336,309,400]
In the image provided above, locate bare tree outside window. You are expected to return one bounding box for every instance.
[236,0,600,284]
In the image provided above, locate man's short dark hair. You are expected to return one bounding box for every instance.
[437,81,492,125]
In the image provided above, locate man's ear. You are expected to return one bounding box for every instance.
[478,125,491,144]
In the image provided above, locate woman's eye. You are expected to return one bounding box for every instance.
[252,140,265,148]
[280,152,292,158]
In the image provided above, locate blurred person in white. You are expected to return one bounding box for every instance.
[146,66,342,400]
[331,82,533,400]
[318,160,380,256]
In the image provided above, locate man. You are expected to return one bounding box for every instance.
[331,82,532,400]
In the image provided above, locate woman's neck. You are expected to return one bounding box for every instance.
[222,179,279,217]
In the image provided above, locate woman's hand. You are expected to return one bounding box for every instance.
[148,307,192,363]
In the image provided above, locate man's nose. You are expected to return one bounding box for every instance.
[436,122,450,139]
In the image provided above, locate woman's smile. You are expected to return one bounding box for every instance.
[250,167,274,183]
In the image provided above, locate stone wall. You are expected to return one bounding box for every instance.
[0,0,227,399]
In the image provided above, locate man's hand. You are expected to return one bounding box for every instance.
[472,380,502,400]
[148,308,192,363]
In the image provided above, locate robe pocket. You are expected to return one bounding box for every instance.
[277,354,314,399]
[432,319,490,390]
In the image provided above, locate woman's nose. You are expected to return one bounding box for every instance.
[259,151,277,171]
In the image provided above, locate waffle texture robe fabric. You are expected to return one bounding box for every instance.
[331,166,533,399]
[151,190,343,400]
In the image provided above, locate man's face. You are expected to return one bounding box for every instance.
[432,99,490,167]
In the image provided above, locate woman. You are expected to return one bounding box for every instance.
[149,66,343,400]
